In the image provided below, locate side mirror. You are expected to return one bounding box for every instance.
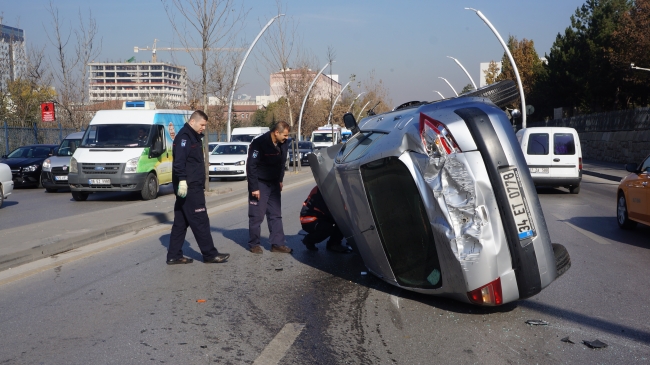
[342,113,360,135]
[1,155,7,159]
[625,163,638,173]
[150,140,163,158]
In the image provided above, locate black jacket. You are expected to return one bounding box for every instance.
[172,123,205,189]
[300,186,333,223]
[246,131,288,192]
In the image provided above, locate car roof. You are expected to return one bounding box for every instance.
[64,132,85,139]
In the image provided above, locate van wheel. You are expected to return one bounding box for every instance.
[141,173,158,200]
[72,191,89,201]
[569,184,580,194]
[552,243,571,278]
[461,80,519,108]
[617,193,637,229]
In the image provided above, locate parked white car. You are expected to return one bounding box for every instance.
[0,162,14,208]
[208,142,249,180]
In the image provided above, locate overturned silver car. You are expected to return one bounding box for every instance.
[308,81,570,306]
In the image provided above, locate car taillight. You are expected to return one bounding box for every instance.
[467,277,503,306]
[419,113,461,156]
[579,157,582,171]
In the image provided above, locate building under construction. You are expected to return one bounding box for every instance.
[88,61,187,106]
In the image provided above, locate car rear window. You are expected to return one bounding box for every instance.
[554,133,576,155]
[527,133,549,155]
[361,157,442,289]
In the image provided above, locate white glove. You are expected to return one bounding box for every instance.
[177,180,188,198]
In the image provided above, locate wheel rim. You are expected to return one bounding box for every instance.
[617,196,626,224]
[147,176,157,198]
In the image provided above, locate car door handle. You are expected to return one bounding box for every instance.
[643,182,648,186]
[553,158,560,162]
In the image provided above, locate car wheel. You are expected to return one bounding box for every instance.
[72,191,89,201]
[569,184,580,194]
[45,187,57,193]
[617,193,637,229]
[552,243,571,278]
[462,80,519,108]
[141,173,158,201]
[0,185,4,208]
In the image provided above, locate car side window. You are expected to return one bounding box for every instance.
[641,156,650,173]
[554,133,575,155]
[527,133,549,155]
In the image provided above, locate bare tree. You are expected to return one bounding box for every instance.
[162,0,248,189]
[45,2,101,130]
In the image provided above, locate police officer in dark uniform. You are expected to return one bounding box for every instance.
[247,121,292,254]
[167,110,229,264]
[300,186,352,253]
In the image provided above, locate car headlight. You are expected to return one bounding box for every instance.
[235,160,245,166]
[299,152,303,158]
[22,164,39,172]
[43,159,52,171]
[70,157,78,173]
[124,156,140,173]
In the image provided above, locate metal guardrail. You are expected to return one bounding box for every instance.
[1,122,80,156]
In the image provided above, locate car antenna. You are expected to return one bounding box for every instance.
[367,101,381,116]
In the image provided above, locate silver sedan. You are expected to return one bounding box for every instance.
[0,162,14,208]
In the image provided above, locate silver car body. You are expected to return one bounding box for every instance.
[41,132,85,191]
[0,162,14,206]
[309,95,558,305]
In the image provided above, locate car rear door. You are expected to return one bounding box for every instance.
[524,131,551,177]
[550,129,579,181]
[628,156,650,223]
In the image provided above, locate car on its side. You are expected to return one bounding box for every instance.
[0,162,14,207]
[617,153,650,229]
[41,132,85,192]
[0,144,58,188]
[308,80,570,306]
[208,142,249,180]
[288,141,315,167]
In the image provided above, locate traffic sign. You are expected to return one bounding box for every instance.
[41,102,55,122]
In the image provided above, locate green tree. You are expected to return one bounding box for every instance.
[460,83,474,94]
[483,61,501,85]
[498,36,543,98]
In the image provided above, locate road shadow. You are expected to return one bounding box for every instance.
[0,200,19,208]
[158,233,203,261]
[561,215,650,249]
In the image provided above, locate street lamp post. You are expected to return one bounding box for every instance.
[466,8,527,128]
[348,92,365,112]
[227,14,284,141]
[297,62,329,141]
[631,63,650,72]
[447,56,477,90]
[433,90,445,99]
[326,81,350,125]
[438,77,458,97]
[357,100,372,120]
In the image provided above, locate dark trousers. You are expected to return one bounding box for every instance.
[168,187,219,260]
[302,220,344,246]
[248,180,284,248]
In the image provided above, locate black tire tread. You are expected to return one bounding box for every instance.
[617,193,637,230]
[72,191,89,201]
[552,243,571,278]
[462,80,519,108]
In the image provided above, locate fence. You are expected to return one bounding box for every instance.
[1,122,80,156]
[528,107,650,132]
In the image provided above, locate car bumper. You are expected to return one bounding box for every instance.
[208,166,246,178]
[531,175,582,187]
[11,171,40,187]
[41,170,71,189]
[68,166,148,192]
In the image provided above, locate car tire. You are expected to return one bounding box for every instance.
[72,191,89,201]
[569,184,580,194]
[462,80,519,109]
[552,243,571,278]
[141,173,158,201]
[0,185,4,208]
[617,193,637,229]
[45,187,57,193]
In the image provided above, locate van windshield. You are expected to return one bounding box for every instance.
[57,139,82,156]
[81,124,153,148]
[231,134,257,142]
[312,132,334,142]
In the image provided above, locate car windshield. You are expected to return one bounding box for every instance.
[212,144,248,155]
[80,124,153,148]
[7,146,52,159]
[231,134,256,142]
[298,142,312,149]
[57,139,82,156]
[312,132,333,142]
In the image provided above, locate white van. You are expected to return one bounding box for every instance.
[516,127,583,194]
[230,127,269,142]
[311,124,342,149]
[68,101,192,201]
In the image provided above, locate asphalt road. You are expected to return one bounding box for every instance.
[0,174,648,364]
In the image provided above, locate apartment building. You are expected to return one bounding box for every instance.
[88,61,187,105]
[0,24,26,91]
[266,68,340,105]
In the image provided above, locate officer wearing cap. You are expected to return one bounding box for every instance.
[247,121,292,254]
[167,110,229,264]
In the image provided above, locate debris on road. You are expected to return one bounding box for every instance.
[196,299,206,303]
[275,268,283,271]
[525,319,549,326]
[583,339,608,349]
[561,336,575,344]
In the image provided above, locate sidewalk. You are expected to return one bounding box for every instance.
[582,159,629,181]
[0,168,315,272]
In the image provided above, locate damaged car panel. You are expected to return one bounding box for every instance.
[308,81,566,306]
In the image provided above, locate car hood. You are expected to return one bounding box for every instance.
[289,149,313,154]
[0,157,46,168]
[47,155,73,167]
[209,154,247,164]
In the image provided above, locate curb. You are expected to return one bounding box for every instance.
[582,170,624,182]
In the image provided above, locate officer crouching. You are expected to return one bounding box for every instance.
[167,110,229,264]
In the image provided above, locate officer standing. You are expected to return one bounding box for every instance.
[167,110,229,264]
[247,121,292,254]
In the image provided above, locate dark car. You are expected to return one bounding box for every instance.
[0,144,58,188]
[288,141,315,167]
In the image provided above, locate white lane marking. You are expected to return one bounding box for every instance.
[552,213,611,245]
[253,323,305,365]
[390,294,400,309]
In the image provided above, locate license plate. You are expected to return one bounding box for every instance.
[89,179,110,185]
[529,167,549,173]
[54,175,68,181]
[211,166,229,171]
[500,168,535,242]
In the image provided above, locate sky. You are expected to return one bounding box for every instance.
[2,0,588,105]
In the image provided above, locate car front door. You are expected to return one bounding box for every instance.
[550,131,578,181]
[524,132,551,177]
[629,156,650,224]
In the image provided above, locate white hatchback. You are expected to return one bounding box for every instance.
[208,142,249,180]
[0,162,14,208]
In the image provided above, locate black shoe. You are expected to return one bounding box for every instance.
[166,257,194,265]
[303,241,318,251]
[326,244,352,254]
[204,253,230,263]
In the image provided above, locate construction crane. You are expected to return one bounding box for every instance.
[134,39,243,62]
